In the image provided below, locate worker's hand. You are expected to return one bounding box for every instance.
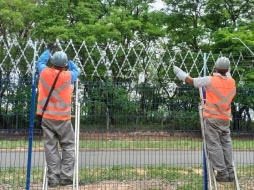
[173,66,181,75]
[47,43,56,52]
[173,66,188,81]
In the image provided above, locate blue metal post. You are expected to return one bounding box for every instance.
[26,41,37,190]
[203,53,208,190]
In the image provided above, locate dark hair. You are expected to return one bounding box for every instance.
[215,68,228,76]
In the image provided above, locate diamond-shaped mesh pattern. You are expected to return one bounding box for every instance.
[0,38,253,84]
[0,38,35,77]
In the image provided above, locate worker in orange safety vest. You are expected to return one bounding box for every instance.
[36,43,80,188]
[173,57,236,183]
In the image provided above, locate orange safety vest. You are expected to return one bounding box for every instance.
[203,76,236,120]
[36,68,72,120]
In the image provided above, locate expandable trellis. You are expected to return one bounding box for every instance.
[0,37,253,84]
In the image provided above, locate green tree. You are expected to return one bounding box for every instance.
[0,0,36,40]
[0,0,35,129]
[162,0,208,51]
[203,0,254,52]
[205,0,254,27]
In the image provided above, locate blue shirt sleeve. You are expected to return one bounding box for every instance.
[68,60,80,84]
[37,50,51,74]
[38,50,79,83]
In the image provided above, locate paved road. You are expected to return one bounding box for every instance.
[1,150,253,168]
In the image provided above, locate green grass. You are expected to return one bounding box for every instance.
[237,166,254,177]
[0,139,253,150]
[0,140,43,149]
[0,166,204,188]
[1,166,253,189]
[78,139,203,150]
[78,165,204,184]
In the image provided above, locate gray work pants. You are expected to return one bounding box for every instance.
[204,118,234,176]
[42,118,75,182]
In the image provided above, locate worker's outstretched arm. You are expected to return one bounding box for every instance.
[173,66,193,85]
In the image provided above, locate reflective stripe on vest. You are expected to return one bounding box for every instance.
[38,78,72,108]
[37,108,71,116]
[203,76,236,120]
[36,68,72,120]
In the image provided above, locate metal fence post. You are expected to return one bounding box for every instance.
[203,53,208,190]
[25,40,38,190]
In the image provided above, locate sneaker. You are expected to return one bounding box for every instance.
[216,173,230,182]
[59,179,73,186]
[48,180,58,188]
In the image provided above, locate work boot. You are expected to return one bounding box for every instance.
[228,172,235,182]
[48,179,58,188]
[216,172,229,182]
[59,178,73,186]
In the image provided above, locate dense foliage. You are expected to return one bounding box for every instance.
[0,0,253,131]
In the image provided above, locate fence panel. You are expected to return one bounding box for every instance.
[1,79,253,189]
[0,39,253,189]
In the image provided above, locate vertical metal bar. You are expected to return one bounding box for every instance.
[203,145,208,190]
[76,80,80,189]
[25,41,37,190]
[203,53,206,77]
[73,79,80,190]
[203,53,208,190]
[42,159,48,190]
